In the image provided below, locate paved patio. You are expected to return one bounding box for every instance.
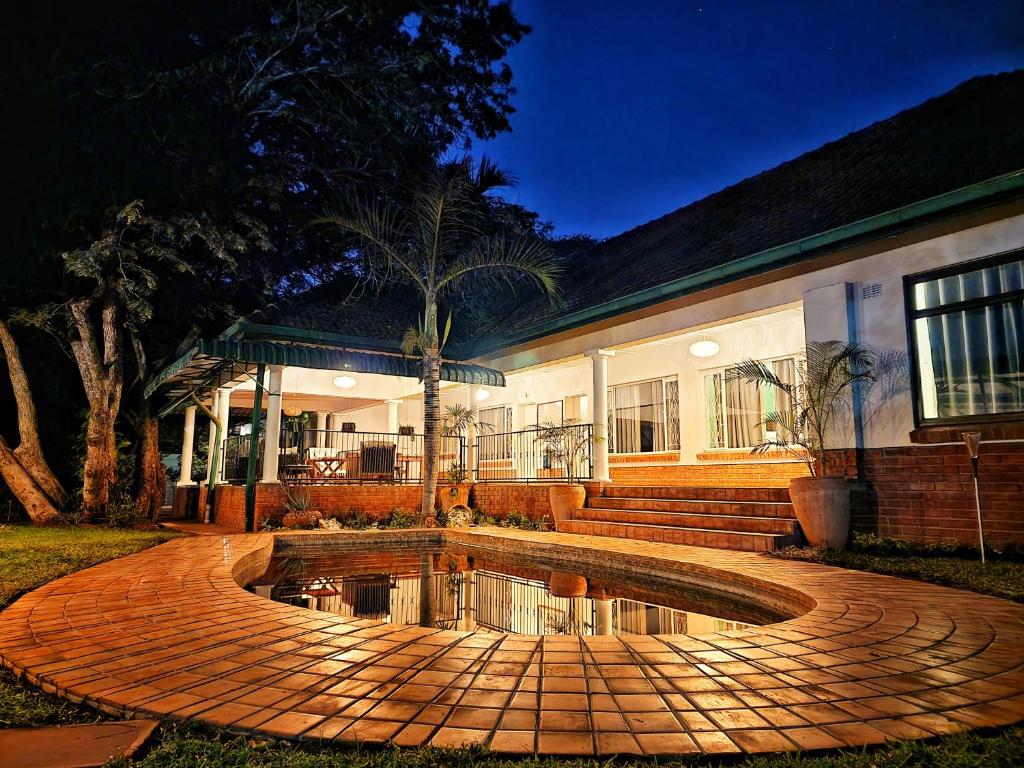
[1,528,1023,757]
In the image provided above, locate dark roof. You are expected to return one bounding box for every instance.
[473,70,1024,345]
[254,72,1024,354]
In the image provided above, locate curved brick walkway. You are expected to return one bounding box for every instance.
[1,529,1023,757]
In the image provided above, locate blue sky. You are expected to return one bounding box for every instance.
[476,0,1024,238]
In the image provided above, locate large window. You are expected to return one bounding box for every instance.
[703,357,798,449]
[607,377,680,454]
[907,252,1024,423]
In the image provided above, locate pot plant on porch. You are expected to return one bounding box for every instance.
[436,404,485,516]
[729,341,878,549]
[535,419,596,530]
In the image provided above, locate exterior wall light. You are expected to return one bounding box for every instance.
[688,339,720,358]
[476,388,491,401]
[333,375,357,389]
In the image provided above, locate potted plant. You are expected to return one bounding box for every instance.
[435,404,486,513]
[281,484,322,529]
[535,419,596,530]
[729,341,878,549]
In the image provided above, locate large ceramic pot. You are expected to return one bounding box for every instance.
[282,509,323,529]
[549,571,588,598]
[788,476,850,549]
[549,484,586,530]
[438,484,471,513]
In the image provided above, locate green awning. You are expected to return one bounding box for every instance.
[147,338,505,417]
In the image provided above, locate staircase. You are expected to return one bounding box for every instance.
[560,485,803,552]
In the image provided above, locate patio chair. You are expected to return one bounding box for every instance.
[357,441,399,482]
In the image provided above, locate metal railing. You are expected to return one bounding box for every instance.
[474,424,594,483]
[224,429,466,485]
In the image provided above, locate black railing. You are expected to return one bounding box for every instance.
[474,424,594,483]
[223,434,262,483]
[277,429,465,484]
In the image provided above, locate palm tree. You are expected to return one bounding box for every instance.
[318,156,560,528]
[727,341,877,476]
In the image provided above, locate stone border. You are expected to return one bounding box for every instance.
[1,528,1023,756]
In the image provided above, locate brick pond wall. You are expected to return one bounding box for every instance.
[830,443,1024,547]
[471,484,554,523]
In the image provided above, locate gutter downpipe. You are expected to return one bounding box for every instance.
[192,393,222,524]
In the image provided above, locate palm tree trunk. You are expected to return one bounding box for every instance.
[418,552,434,628]
[420,297,441,523]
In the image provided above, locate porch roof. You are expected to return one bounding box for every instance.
[147,338,504,417]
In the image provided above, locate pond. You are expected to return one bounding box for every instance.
[249,535,786,636]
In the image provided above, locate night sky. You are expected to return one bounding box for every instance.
[478,0,1024,239]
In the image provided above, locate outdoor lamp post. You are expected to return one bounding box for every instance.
[961,431,985,564]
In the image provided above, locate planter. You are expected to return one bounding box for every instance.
[788,476,850,549]
[438,484,471,513]
[549,484,586,530]
[549,571,587,598]
[282,509,323,529]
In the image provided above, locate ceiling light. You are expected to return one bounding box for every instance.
[476,388,491,401]
[282,405,303,417]
[688,339,720,358]
[333,375,357,389]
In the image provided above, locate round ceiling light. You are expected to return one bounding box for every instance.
[333,375,357,389]
[476,388,491,401]
[282,405,303,417]
[688,339,720,358]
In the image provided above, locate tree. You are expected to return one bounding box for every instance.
[319,157,559,574]
[1,1,534,521]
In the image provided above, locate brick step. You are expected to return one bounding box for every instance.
[597,485,792,503]
[575,507,800,535]
[589,496,793,518]
[559,519,802,552]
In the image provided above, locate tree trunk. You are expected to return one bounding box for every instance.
[68,298,123,521]
[135,404,165,523]
[0,321,65,506]
[420,350,441,521]
[0,436,59,523]
[418,552,434,629]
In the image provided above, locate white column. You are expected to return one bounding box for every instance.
[214,386,232,482]
[315,412,328,448]
[465,386,478,481]
[177,405,197,486]
[205,388,218,483]
[262,365,283,483]
[586,349,615,483]
[460,570,476,631]
[386,399,401,434]
[595,598,614,635]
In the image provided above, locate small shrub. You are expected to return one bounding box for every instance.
[379,508,417,529]
[336,508,373,530]
[471,508,498,527]
[105,494,141,528]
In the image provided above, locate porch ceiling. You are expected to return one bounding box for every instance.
[228,390,382,413]
[147,338,505,417]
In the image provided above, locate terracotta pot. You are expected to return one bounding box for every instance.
[788,476,850,549]
[549,484,586,530]
[437,484,471,512]
[549,571,587,598]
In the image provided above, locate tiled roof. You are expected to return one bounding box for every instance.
[266,71,1024,352]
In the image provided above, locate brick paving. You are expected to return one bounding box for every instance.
[1,528,1023,757]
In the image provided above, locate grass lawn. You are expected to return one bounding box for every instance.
[1,524,1022,766]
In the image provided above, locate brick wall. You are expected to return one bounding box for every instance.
[211,483,424,531]
[829,443,1024,547]
[609,462,808,487]
[472,484,554,522]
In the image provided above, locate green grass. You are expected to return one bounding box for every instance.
[771,533,1024,603]
[2,525,1023,766]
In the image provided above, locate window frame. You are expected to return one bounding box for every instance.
[606,375,680,455]
[903,249,1024,428]
[700,354,802,451]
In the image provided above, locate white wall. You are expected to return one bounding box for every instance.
[479,212,1024,453]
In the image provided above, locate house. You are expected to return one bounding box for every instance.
[150,72,1024,547]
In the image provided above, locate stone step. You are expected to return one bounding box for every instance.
[559,519,802,552]
[589,495,794,518]
[575,506,800,535]
[596,485,792,503]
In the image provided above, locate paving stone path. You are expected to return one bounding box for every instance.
[1,528,1023,757]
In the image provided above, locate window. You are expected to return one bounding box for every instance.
[704,357,798,449]
[607,377,680,454]
[907,252,1024,423]
[536,400,563,425]
[478,405,512,460]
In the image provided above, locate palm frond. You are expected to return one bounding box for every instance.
[727,359,796,396]
[439,235,562,304]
